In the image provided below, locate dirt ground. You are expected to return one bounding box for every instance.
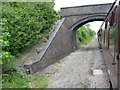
[39,36,110,88]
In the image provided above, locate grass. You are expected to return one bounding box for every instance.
[28,74,50,88]
[2,72,29,88]
[2,72,50,88]
[81,35,95,45]
[2,63,50,89]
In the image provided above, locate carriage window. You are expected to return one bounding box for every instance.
[105,30,108,48]
[109,25,116,56]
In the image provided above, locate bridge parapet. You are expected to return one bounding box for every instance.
[61,3,112,18]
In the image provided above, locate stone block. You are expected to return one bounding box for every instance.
[93,69,103,76]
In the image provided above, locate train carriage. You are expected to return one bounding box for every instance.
[98,0,120,88]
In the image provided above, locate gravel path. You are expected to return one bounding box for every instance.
[40,37,110,88]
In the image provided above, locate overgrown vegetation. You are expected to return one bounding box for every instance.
[1,2,58,88]
[28,74,50,88]
[76,24,96,45]
[2,72,29,88]
[2,2,57,56]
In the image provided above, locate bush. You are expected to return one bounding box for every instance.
[76,24,96,44]
[0,19,15,73]
[1,2,57,88]
[2,2,57,56]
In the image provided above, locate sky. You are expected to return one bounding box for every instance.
[54,0,115,33]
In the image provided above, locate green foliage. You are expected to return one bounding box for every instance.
[34,74,49,88]
[1,2,57,88]
[29,74,50,88]
[0,20,15,73]
[2,2,57,56]
[109,26,115,45]
[76,24,96,45]
[2,72,29,88]
[82,35,95,45]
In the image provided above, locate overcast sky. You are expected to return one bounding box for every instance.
[54,0,115,33]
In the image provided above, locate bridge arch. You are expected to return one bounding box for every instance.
[70,14,106,31]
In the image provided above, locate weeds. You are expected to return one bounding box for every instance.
[2,72,29,88]
[28,74,50,88]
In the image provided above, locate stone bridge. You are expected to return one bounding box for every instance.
[24,3,112,73]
